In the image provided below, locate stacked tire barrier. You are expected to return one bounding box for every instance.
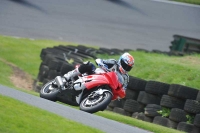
[34,45,96,91]
[34,45,200,132]
[107,79,200,132]
[33,45,125,105]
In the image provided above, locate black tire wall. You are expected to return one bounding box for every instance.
[34,45,200,132]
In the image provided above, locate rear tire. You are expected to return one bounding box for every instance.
[160,95,185,109]
[168,84,198,100]
[40,80,59,101]
[169,108,187,122]
[177,122,195,132]
[194,114,200,127]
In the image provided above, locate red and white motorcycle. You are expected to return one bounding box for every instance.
[40,67,125,113]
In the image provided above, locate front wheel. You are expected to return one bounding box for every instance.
[40,80,60,101]
[80,89,112,113]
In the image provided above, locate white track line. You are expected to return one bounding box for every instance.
[151,0,200,8]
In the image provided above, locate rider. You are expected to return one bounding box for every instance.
[63,52,134,95]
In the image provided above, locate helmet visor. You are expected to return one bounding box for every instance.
[121,59,132,71]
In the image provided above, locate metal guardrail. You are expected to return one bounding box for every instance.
[170,35,200,53]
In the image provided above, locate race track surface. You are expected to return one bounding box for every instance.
[0,85,151,133]
[0,0,199,51]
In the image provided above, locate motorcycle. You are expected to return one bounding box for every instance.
[40,67,125,113]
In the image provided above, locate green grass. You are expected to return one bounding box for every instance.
[96,111,183,133]
[0,35,78,78]
[172,0,200,5]
[1,35,200,90]
[94,52,200,90]
[0,59,13,87]
[0,94,103,133]
[0,35,197,133]
[61,104,184,133]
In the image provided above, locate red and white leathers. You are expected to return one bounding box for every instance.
[63,54,133,93]
[95,58,129,91]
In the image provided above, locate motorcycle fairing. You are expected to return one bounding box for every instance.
[77,71,125,101]
[82,72,119,90]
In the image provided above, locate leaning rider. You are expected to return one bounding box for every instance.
[63,52,134,97]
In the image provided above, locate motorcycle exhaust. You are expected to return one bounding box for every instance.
[55,76,64,89]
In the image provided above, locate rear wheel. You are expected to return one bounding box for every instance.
[80,89,112,113]
[40,80,60,101]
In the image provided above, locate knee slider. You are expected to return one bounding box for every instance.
[78,62,96,74]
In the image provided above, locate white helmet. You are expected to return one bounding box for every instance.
[118,52,134,74]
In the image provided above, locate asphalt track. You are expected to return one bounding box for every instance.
[0,85,151,133]
[0,0,199,51]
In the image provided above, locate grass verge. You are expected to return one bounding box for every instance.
[96,111,183,133]
[0,35,78,78]
[172,0,200,5]
[92,52,200,90]
[0,94,103,133]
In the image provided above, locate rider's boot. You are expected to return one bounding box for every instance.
[73,82,86,91]
[64,68,87,92]
[64,68,81,81]
[54,68,81,91]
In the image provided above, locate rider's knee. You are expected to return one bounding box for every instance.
[78,62,96,74]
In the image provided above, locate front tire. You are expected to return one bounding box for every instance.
[80,90,112,113]
[40,80,59,101]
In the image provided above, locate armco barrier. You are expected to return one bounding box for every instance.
[170,35,200,54]
[34,45,200,132]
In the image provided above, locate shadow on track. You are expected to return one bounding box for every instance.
[107,0,146,15]
[9,0,47,13]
